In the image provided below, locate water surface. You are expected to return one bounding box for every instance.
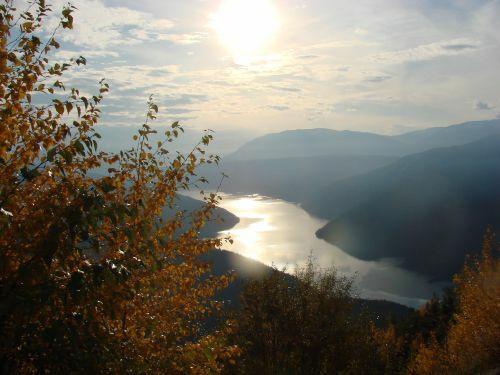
[216,193,446,308]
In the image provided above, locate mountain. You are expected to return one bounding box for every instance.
[200,154,396,203]
[226,119,500,162]
[395,119,500,151]
[226,128,408,160]
[311,137,500,281]
[215,120,500,204]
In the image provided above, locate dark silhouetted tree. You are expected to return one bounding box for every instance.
[229,259,382,374]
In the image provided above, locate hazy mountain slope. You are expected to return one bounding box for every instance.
[313,137,500,281]
[226,119,500,163]
[302,158,404,219]
[226,128,408,160]
[162,194,239,238]
[395,119,500,151]
[201,154,396,203]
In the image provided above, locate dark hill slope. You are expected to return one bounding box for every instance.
[313,137,500,281]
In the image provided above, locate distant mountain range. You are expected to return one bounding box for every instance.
[226,128,407,160]
[227,119,500,161]
[95,119,500,294]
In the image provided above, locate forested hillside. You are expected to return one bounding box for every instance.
[313,137,500,280]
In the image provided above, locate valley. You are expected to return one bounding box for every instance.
[200,119,500,292]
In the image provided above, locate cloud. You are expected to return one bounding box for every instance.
[269,105,290,111]
[163,94,209,107]
[49,0,174,48]
[353,28,368,35]
[296,55,319,60]
[365,75,392,83]
[159,32,208,45]
[55,50,120,60]
[334,66,350,72]
[47,0,203,51]
[62,64,181,93]
[307,40,375,50]
[441,43,479,51]
[268,85,302,93]
[166,108,197,115]
[206,80,238,87]
[372,39,481,64]
[474,100,495,110]
[165,115,197,122]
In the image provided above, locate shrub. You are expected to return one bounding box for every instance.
[230,259,381,374]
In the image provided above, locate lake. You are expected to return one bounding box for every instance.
[216,193,447,308]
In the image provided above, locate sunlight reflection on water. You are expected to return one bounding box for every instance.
[216,193,447,308]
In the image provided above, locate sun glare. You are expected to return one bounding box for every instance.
[210,0,279,56]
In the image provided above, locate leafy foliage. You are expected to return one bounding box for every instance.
[408,231,500,374]
[370,231,499,374]
[228,259,383,374]
[0,1,237,372]
[369,286,458,373]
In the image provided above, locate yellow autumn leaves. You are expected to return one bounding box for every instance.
[0,1,235,372]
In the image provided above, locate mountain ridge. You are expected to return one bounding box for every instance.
[226,127,407,160]
[227,119,500,161]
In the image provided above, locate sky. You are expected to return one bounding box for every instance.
[43,0,500,152]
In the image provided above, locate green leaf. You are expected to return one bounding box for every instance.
[47,147,57,162]
[74,141,85,155]
[61,149,73,163]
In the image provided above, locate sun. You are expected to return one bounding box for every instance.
[210,0,279,56]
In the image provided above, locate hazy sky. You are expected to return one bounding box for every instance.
[46,0,500,143]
